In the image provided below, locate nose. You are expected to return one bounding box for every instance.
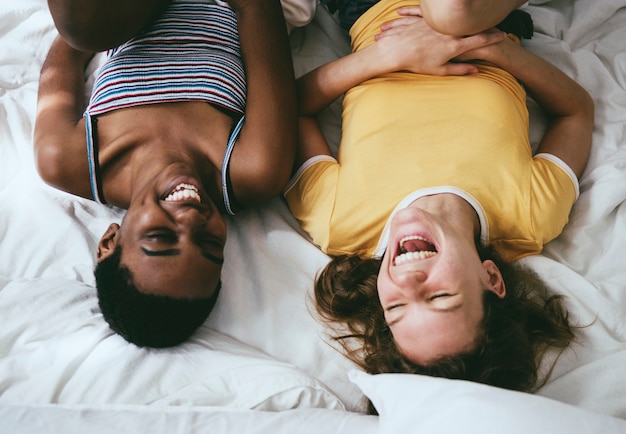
[174,205,211,228]
[391,269,429,294]
[394,267,427,284]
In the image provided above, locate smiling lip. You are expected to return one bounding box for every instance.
[394,234,438,266]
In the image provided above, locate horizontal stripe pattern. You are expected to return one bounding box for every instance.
[87,0,246,117]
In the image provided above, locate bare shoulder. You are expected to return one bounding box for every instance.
[33,116,93,199]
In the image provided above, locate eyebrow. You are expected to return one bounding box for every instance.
[141,247,224,266]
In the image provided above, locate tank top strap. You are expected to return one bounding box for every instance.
[221,115,245,215]
[85,111,107,204]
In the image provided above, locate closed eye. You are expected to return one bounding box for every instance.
[197,236,223,250]
[145,230,177,243]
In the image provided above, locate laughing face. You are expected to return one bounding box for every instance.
[377,205,505,365]
[97,163,227,300]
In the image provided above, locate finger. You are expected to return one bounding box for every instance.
[459,31,506,51]
[374,27,408,41]
[438,63,479,76]
[380,16,420,31]
[395,6,422,17]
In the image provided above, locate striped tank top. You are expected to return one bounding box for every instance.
[84,0,246,215]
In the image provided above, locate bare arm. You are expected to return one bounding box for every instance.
[294,12,506,166]
[33,36,94,199]
[419,0,527,36]
[298,11,506,115]
[47,0,172,51]
[227,0,298,207]
[459,38,594,178]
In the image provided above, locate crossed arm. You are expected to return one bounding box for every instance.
[295,12,508,165]
[295,10,593,178]
[452,27,594,178]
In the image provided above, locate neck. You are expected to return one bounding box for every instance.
[105,140,217,208]
[409,193,481,240]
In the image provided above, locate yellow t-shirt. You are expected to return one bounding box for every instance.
[285,0,578,262]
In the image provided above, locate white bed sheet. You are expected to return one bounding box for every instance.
[1,0,626,432]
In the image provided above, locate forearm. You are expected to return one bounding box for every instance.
[483,40,586,116]
[233,0,297,157]
[297,11,510,115]
[34,36,92,196]
[225,0,298,204]
[47,0,171,51]
[36,37,93,131]
[296,43,391,115]
[483,40,594,177]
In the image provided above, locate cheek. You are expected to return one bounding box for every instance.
[376,271,394,305]
[209,215,228,241]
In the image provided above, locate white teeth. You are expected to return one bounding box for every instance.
[164,183,201,203]
[395,250,437,265]
[395,235,437,265]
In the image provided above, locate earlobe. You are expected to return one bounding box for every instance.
[482,260,506,299]
[97,223,120,262]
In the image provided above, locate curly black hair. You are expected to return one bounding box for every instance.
[95,245,221,348]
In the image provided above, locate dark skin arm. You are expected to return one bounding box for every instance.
[33,37,94,199]
[47,0,172,52]
[226,0,298,207]
[38,1,298,207]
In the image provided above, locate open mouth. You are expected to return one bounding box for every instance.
[394,235,437,265]
[164,183,202,204]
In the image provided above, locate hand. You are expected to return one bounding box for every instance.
[454,34,516,66]
[374,7,506,76]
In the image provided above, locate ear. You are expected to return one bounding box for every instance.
[97,223,120,262]
[482,259,506,299]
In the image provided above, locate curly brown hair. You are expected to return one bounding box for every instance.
[314,244,575,414]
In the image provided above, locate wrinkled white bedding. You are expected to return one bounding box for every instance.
[1,0,626,432]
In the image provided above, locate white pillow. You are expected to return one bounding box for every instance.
[0,278,343,411]
[349,371,626,434]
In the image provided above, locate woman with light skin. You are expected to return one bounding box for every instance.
[321,0,528,35]
[34,0,297,347]
[286,0,593,395]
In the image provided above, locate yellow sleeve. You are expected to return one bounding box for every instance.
[284,156,339,252]
[530,153,579,247]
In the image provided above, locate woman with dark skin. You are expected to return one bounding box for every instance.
[46,0,174,52]
[35,0,297,347]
